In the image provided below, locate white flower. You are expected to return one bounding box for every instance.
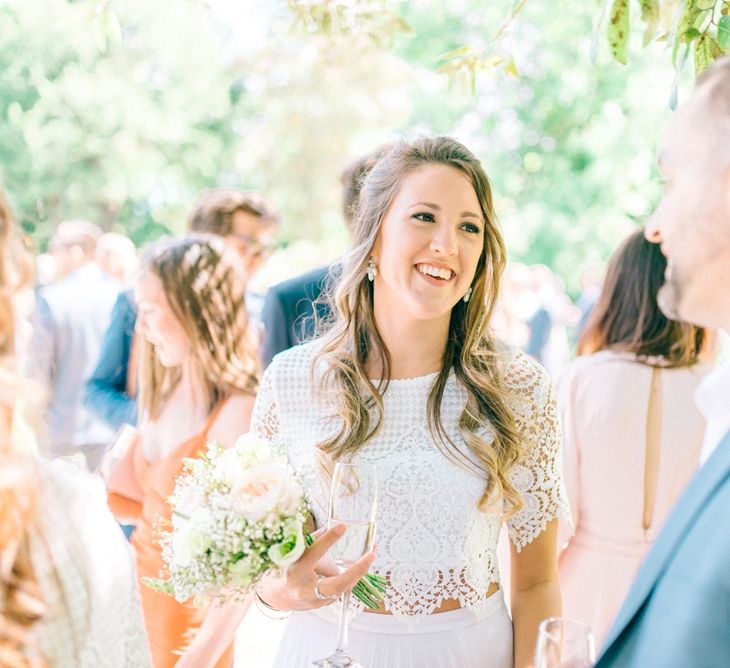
[268,524,306,568]
[172,508,213,566]
[229,558,254,587]
[214,447,243,486]
[229,462,303,523]
[233,432,271,464]
[173,485,205,523]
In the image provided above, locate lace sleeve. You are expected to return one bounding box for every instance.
[504,352,571,552]
[251,362,282,447]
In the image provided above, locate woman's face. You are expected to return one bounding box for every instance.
[135,271,191,367]
[371,163,485,324]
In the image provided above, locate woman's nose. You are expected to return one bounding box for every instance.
[430,224,458,255]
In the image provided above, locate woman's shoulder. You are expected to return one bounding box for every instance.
[499,346,553,396]
[209,393,256,447]
[266,339,324,383]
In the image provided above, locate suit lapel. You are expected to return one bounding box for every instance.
[601,429,730,652]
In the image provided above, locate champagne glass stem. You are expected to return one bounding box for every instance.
[335,589,351,655]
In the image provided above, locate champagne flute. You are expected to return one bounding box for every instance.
[534,617,596,668]
[310,463,377,668]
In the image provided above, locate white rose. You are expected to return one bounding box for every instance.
[171,508,213,566]
[229,463,303,523]
[268,525,306,568]
[233,432,271,464]
[214,447,242,486]
[173,486,205,522]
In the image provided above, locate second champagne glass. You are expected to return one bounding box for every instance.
[310,462,378,668]
[534,617,596,668]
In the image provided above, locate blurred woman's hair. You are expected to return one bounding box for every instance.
[578,229,705,365]
[0,188,47,666]
[314,136,525,515]
[0,190,16,356]
[187,189,279,235]
[137,234,259,421]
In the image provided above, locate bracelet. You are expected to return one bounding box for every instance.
[254,590,293,620]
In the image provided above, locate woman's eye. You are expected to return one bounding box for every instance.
[461,222,481,234]
[413,212,435,223]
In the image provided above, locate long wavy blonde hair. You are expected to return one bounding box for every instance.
[138,234,259,421]
[0,190,47,667]
[313,137,524,514]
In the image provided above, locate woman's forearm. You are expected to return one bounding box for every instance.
[175,597,252,668]
[511,579,562,668]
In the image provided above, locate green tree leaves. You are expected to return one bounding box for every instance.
[718,14,730,49]
[695,32,723,75]
[608,0,631,64]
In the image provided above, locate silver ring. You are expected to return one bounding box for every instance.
[313,575,338,602]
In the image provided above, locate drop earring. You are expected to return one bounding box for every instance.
[463,286,473,303]
[367,257,378,282]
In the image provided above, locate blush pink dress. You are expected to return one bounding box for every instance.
[556,350,708,646]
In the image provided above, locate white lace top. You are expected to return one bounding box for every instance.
[29,460,152,667]
[252,341,569,618]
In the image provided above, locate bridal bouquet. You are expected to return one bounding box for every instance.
[143,433,386,608]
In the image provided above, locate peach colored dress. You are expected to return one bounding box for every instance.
[556,350,707,646]
[108,403,233,668]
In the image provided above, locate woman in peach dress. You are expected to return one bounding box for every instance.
[107,234,258,667]
[557,230,710,646]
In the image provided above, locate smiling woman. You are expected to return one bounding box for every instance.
[251,137,570,668]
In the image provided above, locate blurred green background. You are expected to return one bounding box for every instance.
[0,0,714,293]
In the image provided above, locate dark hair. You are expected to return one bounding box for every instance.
[578,229,705,366]
[187,189,279,236]
[339,145,394,228]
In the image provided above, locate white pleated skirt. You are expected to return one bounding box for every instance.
[272,591,513,668]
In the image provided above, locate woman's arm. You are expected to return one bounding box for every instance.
[510,519,561,668]
[174,598,253,668]
[502,353,570,666]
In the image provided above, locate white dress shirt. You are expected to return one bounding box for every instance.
[695,357,730,465]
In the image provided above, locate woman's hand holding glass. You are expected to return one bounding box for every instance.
[255,523,376,612]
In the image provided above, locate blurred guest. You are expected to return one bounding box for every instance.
[491,262,535,349]
[84,189,278,432]
[96,232,138,284]
[557,230,708,645]
[188,189,279,326]
[34,252,58,286]
[0,189,151,668]
[27,220,120,469]
[106,235,258,667]
[525,264,575,375]
[574,263,604,338]
[260,148,386,367]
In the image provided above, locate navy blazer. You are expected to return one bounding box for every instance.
[83,289,138,430]
[260,265,333,368]
[596,429,730,667]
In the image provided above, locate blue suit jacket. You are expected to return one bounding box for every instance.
[83,289,138,430]
[260,265,333,368]
[596,430,730,667]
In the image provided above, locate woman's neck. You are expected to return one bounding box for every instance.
[370,308,450,380]
[177,356,208,413]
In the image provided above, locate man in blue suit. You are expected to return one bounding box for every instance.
[260,147,389,367]
[596,57,730,667]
